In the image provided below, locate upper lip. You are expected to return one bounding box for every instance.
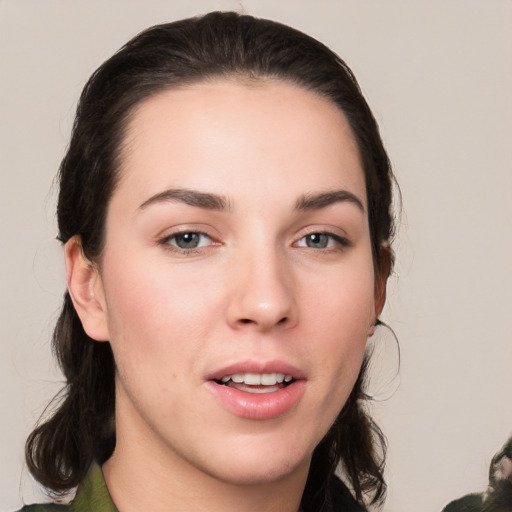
[205,359,306,382]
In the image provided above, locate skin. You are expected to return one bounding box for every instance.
[67,79,386,512]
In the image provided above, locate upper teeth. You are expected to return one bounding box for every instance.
[221,373,293,385]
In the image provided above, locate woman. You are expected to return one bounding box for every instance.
[20,11,395,512]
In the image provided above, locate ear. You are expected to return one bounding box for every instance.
[65,236,110,341]
[368,243,391,337]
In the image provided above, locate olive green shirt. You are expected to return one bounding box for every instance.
[17,464,366,512]
[18,464,117,512]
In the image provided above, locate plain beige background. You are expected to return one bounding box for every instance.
[1,1,511,511]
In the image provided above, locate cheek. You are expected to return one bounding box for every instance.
[302,263,374,399]
[99,256,227,427]
[100,255,223,373]
[305,264,375,342]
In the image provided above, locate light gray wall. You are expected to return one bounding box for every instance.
[1,1,511,511]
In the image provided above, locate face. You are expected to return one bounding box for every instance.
[79,80,381,486]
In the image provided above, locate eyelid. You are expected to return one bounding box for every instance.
[157,225,221,255]
[295,224,351,241]
[167,231,211,246]
[297,232,350,247]
[156,223,219,241]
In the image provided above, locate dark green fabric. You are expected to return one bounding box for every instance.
[17,464,118,512]
[17,463,364,511]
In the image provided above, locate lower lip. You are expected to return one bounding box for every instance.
[205,380,306,420]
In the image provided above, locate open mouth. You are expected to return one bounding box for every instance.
[206,365,306,419]
[215,372,295,394]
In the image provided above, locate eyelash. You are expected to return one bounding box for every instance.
[159,230,216,255]
[295,231,351,251]
[158,229,351,256]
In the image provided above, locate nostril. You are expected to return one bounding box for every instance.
[238,316,287,326]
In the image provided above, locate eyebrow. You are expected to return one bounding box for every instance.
[138,187,364,214]
[295,190,365,213]
[138,188,230,211]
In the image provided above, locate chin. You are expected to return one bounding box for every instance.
[211,454,309,487]
[196,433,314,487]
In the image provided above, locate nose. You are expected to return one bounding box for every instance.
[226,246,297,332]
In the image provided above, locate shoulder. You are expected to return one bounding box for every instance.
[16,463,117,512]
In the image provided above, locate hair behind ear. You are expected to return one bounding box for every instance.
[302,355,387,510]
[25,293,116,492]
[374,243,392,319]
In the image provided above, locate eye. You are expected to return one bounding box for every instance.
[164,231,212,250]
[296,232,349,250]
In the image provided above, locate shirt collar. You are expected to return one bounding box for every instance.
[69,463,118,512]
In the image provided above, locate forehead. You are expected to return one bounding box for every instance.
[115,79,366,210]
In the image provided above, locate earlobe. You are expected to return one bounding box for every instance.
[65,236,110,342]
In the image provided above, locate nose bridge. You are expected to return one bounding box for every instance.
[227,239,296,331]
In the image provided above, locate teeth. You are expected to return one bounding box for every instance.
[220,373,293,385]
[245,373,261,385]
[260,373,276,385]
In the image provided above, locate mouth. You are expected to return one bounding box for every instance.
[205,361,306,420]
[215,372,295,394]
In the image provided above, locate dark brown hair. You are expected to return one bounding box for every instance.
[26,11,395,510]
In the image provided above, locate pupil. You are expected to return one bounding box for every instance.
[308,233,327,248]
[176,233,199,249]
